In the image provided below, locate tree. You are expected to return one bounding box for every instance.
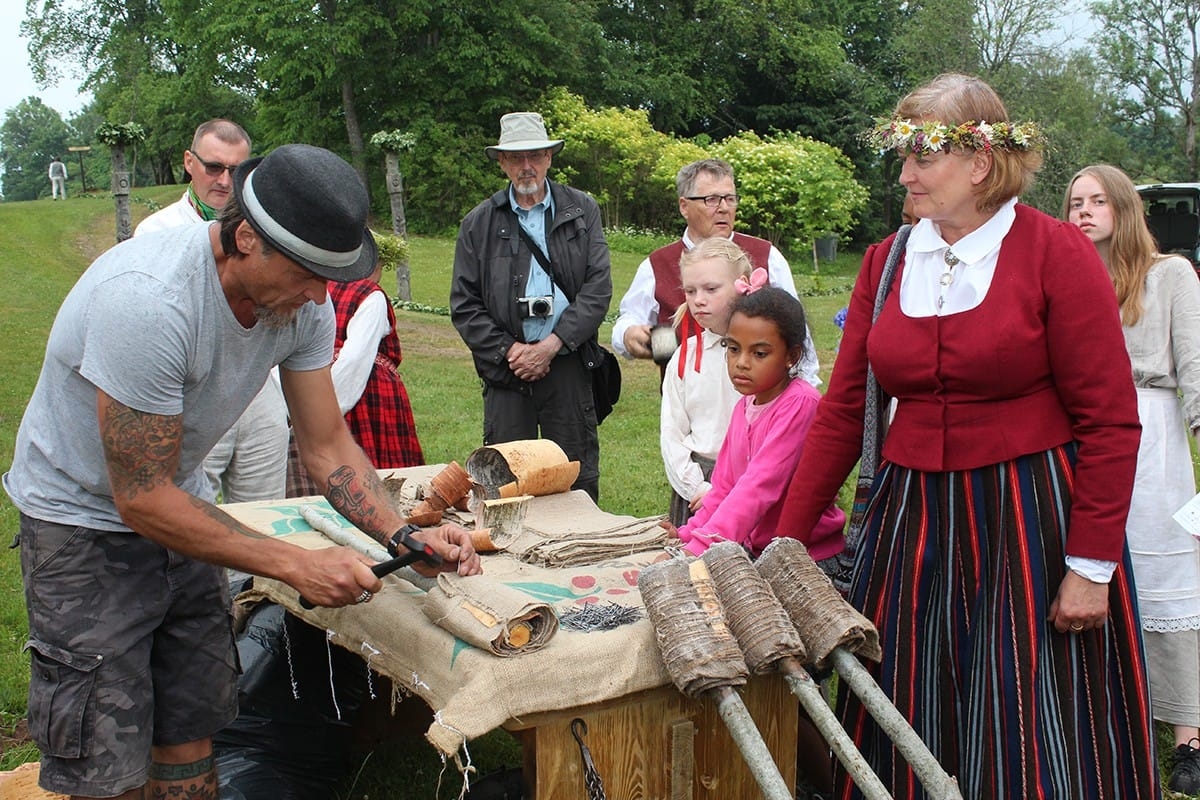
[0,97,73,200]
[23,0,255,187]
[594,0,853,140]
[1091,0,1200,178]
[893,0,980,86]
[974,0,1062,73]
[993,51,1129,213]
[541,89,675,230]
[171,0,425,188]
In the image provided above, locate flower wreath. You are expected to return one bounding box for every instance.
[863,116,1045,157]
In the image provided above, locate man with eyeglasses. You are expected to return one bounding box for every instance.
[451,112,612,501]
[135,119,290,506]
[610,157,819,386]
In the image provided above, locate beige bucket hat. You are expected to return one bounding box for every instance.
[485,112,564,159]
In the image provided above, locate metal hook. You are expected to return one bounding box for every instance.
[570,717,607,800]
[571,717,588,742]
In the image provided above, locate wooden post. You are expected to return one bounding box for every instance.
[68,145,90,193]
[111,146,132,242]
[384,152,412,301]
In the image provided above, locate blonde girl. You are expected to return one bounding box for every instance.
[660,236,754,526]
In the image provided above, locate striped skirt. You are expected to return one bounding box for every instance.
[836,445,1160,799]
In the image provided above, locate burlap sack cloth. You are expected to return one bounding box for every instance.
[225,479,670,758]
[421,572,558,655]
[504,489,670,566]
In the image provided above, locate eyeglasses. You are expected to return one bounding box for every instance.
[499,150,550,165]
[189,151,241,177]
[685,194,740,208]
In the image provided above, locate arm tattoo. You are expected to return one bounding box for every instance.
[186,495,267,539]
[99,397,182,501]
[325,465,388,539]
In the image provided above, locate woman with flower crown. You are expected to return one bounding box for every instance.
[779,73,1158,798]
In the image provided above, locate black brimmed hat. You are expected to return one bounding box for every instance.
[232,143,376,282]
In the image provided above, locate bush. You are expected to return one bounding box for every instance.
[372,230,409,272]
[714,130,868,250]
[542,89,674,231]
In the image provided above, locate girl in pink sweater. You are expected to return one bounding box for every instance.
[676,286,845,557]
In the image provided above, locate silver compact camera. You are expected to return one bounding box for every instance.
[517,295,554,318]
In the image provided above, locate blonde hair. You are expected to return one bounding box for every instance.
[672,237,754,327]
[895,73,1043,213]
[1062,164,1158,326]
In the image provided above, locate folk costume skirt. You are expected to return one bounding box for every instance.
[836,444,1160,800]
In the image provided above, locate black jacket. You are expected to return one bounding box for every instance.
[451,180,612,390]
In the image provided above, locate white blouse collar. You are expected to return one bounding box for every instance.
[909,197,1018,266]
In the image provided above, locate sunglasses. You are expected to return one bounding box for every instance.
[189,151,241,177]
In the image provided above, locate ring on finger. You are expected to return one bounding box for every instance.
[1070,622,1084,632]
[355,590,373,604]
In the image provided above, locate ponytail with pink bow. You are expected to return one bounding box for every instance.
[734,267,768,295]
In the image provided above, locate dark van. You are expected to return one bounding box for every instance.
[1137,183,1200,274]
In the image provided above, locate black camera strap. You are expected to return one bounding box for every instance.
[516,219,574,303]
[512,206,606,372]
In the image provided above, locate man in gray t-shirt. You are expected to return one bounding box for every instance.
[4,144,480,800]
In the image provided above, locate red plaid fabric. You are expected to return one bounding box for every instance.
[329,280,424,469]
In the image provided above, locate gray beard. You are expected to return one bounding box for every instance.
[253,306,297,330]
[514,178,541,197]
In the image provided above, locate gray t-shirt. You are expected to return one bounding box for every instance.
[4,223,334,530]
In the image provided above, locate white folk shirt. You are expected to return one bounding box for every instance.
[330,289,390,415]
[660,328,740,501]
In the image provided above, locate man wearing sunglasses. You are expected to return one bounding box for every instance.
[137,119,251,234]
[135,120,290,506]
[610,157,818,386]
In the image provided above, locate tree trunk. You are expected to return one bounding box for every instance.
[111,146,133,243]
[341,79,368,192]
[1189,56,1199,180]
[384,152,412,301]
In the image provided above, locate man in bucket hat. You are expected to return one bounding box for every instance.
[452,112,612,500]
[4,143,480,800]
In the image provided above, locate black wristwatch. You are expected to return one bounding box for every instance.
[385,523,424,559]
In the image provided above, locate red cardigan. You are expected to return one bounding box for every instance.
[779,204,1140,562]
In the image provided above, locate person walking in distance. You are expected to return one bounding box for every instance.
[48,156,67,200]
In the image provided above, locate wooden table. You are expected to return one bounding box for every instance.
[509,676,797,799]
[223,467,800,799]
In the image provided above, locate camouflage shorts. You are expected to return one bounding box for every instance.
[18,514,239,797]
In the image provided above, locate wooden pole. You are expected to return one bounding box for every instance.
[384,152,412,301]
[639,557,793,800]
[755,539,963,800]
[701,543,893,799]
[68,145,91,193]
[111,146,132,242]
